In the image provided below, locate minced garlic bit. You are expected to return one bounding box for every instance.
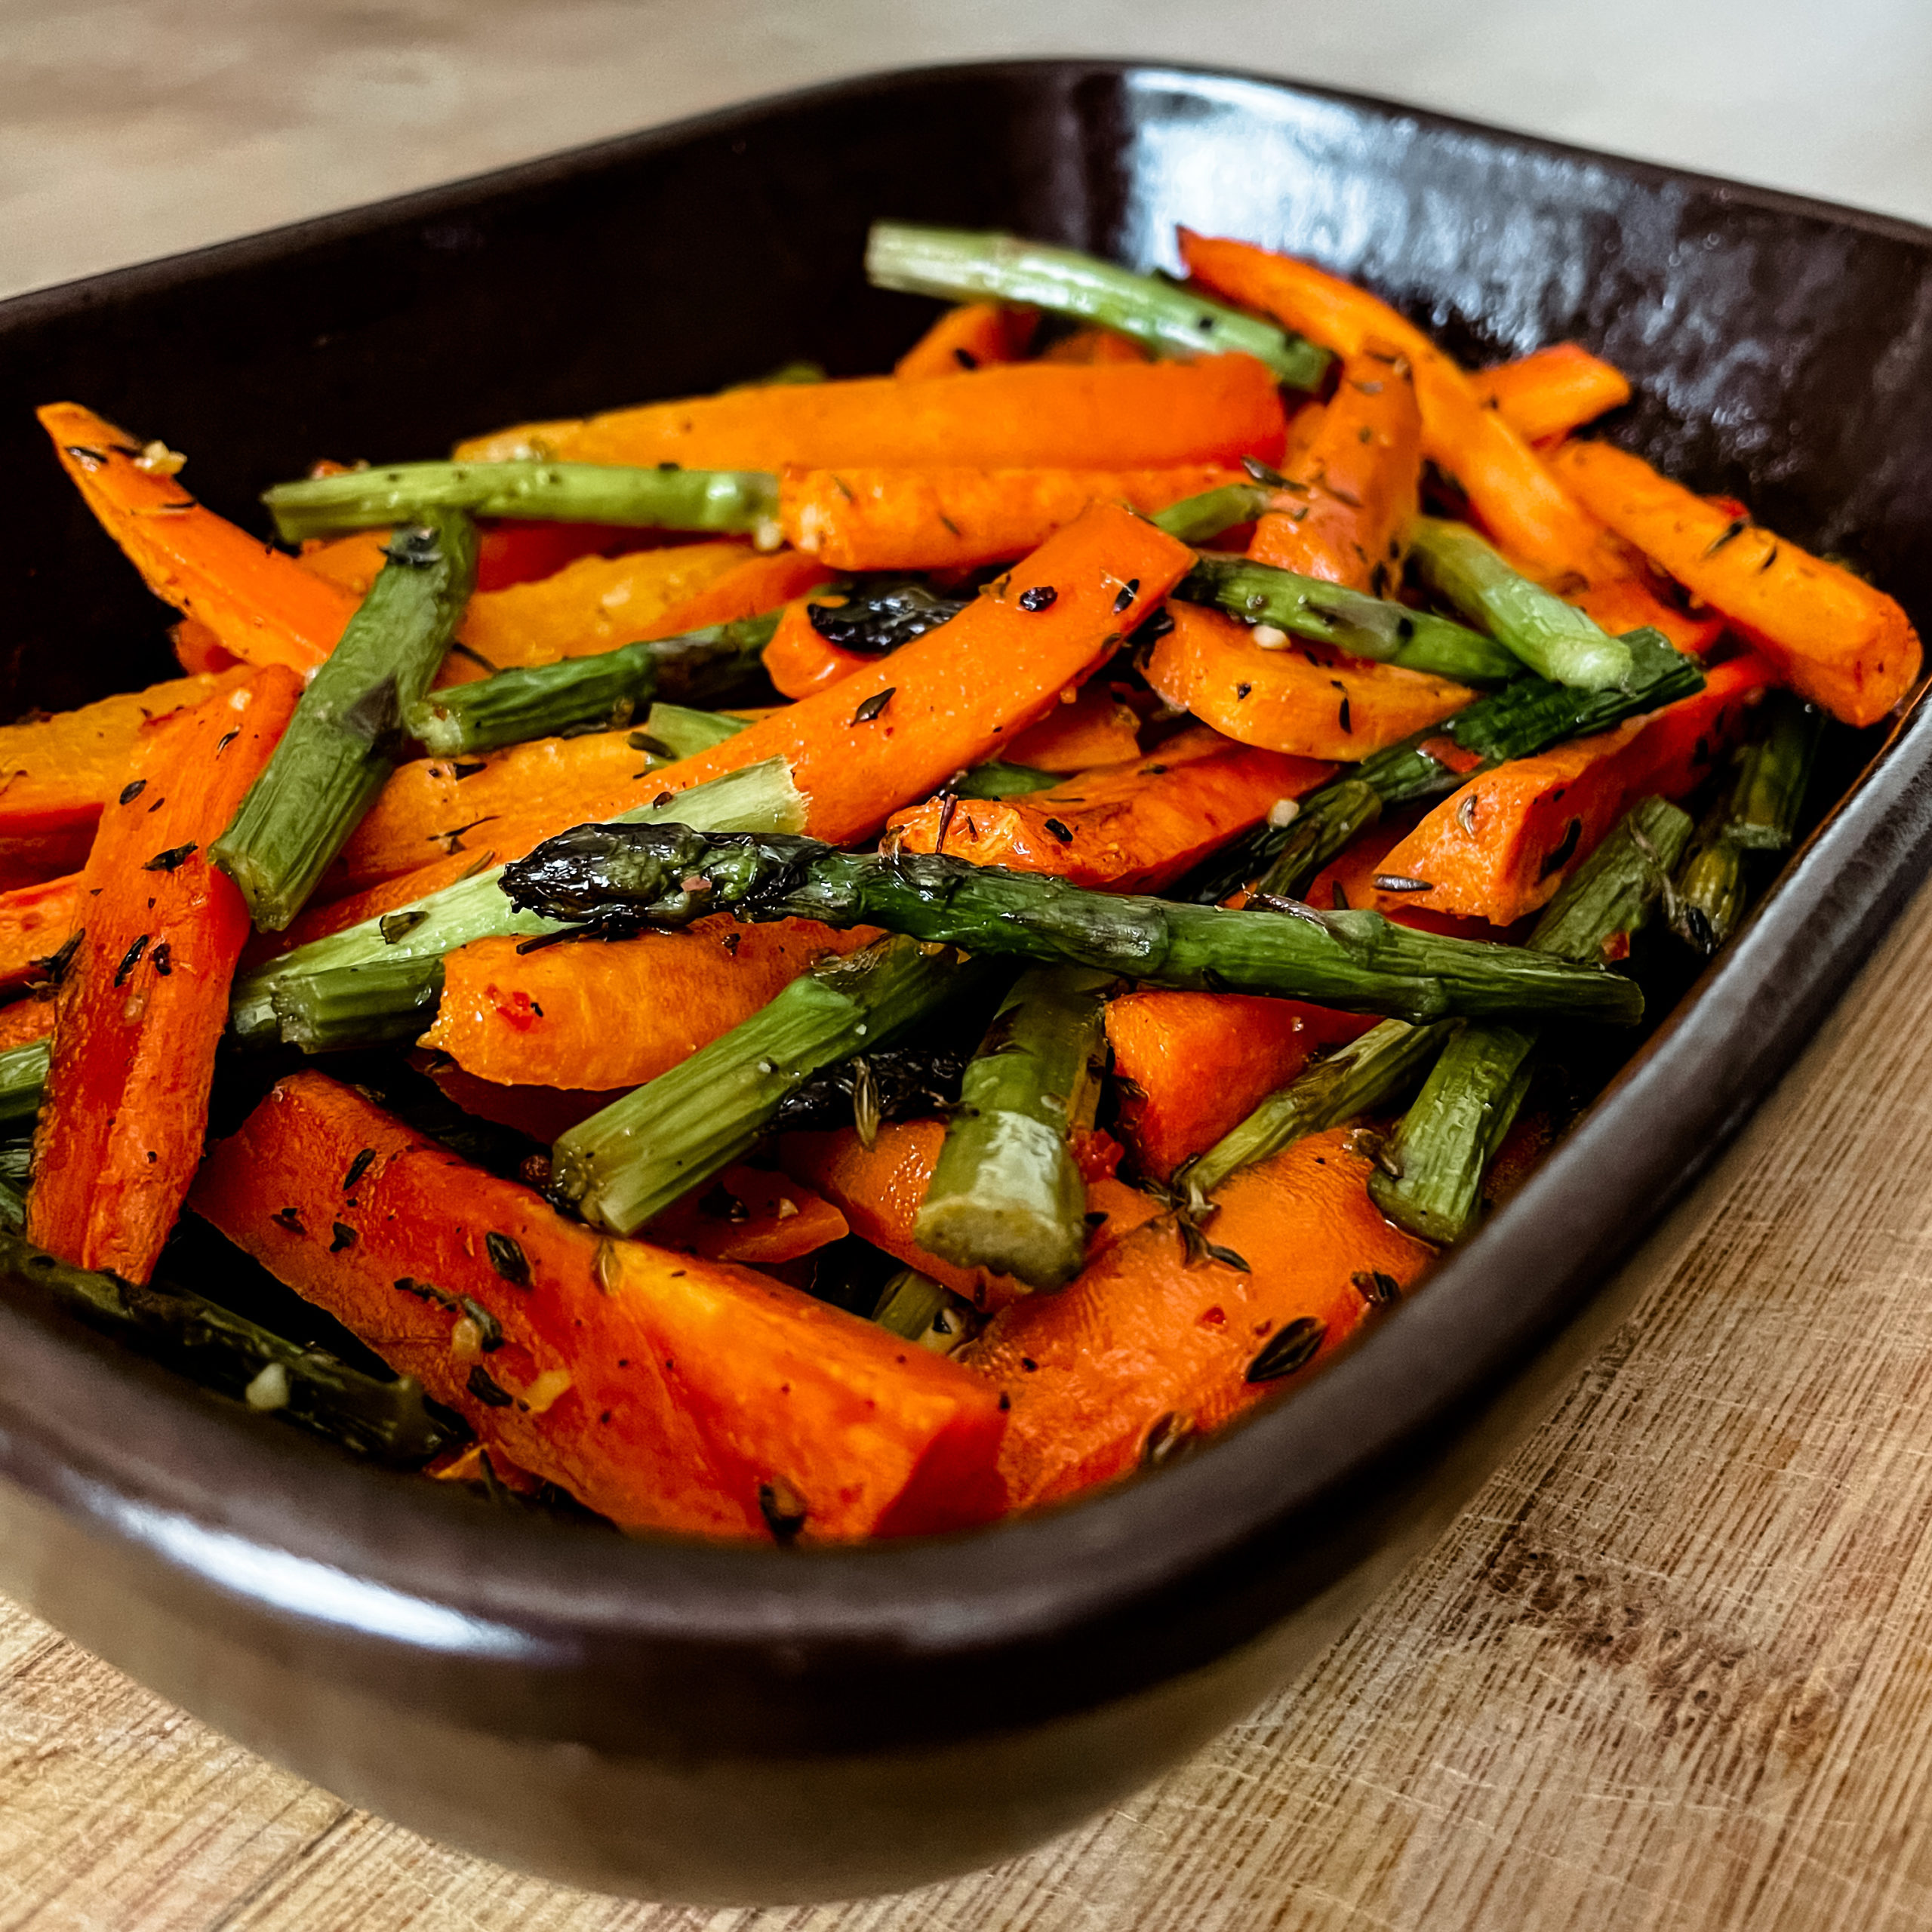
[1266,797,1302,828]
[752,517,785,552]
[245,1361,291,1411]
[133,440,186,477]
[448,1315,484,1361]
[1251,623,1291,650]
[521,1368,574,1415]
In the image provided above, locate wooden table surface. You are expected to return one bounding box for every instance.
[7,5,1932,1927]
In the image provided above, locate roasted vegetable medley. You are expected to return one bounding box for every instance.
[4,223,1916,1541]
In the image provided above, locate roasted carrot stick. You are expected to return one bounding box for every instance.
[169,617,240,676]
[419,917,880,1091]
[1249,339,1422,590]
[38,405,356,673]
[1303,814,1511,941]
[456,355,1287,472]
[191,1072,1007,1540]
[647,1162,849,1266]
[1174,237,1706,651]
[894,301,1038,377]
[780,463,1241,572]
[0,875,80,992]
[1105,992,1376,1181]
[27,666,301,1281]
[1374,653,1773,924]
[1144,601,1477,760]
[886,724,1333,893]
[1472,343,1632,444]
[1036,325,1151,365]
[0,996,52,1052]
[780,1118,1162,1313]
[448,499,1197,860]
[447,539,754,676]
[762,594,878,700]
[961,1127,1433,1506]
[1001,678,1143,771]
[297,527,392,599]
[1549,439,1922,726]
[0,666,254,876]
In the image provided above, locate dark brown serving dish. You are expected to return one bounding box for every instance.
[0,59,1927,1906]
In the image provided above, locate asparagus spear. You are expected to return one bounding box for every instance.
[872,1267,976,1354]
[552,936,988,1235]
[630,702,753,761]
[951,761,1063,800]
[1670,693,1823,955]
[406,612,777,756]
[915,966,1110,1290]
[866,222,1333,391]
[1175,552,1520,686]
[1179,626,1703,904]
[228,757,803,1051]
[0,1228,459,1466]
[263,460,780,544]
[1152,482,1275,546]
[212,510,478,929]
[1407,516,1632,690]
[1177,1017,1458,1211]
[1369,795,1694,1243]
[500,824,1645,1026]
[0,1037,50,1129]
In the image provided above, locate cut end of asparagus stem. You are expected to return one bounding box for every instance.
[553,936,983,1236]
[1152,483,1276,546]
[864,221,1334,390]
[1407,516,1632,691]
[263,460,780,543]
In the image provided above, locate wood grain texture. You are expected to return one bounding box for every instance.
[4,870,1932,1928]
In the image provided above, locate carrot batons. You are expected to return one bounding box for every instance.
[762,595,875,700]
[0,875,79,992]
[894,302,1037,378]
[28,666,301,1282]
[0,668,254,879]
[886,724,1333,893]
[1144,602,1475,760]
[0,998,52,1051]
[455,355,1287,472]
[1002,678,1143,771]
[780,464,1241,573]
[38,405,355,674]
[468,499,1198,855]
[448,540,753,675]
[297,528,393,600]
[1248,340,1421,590]
[420,917,879,1091]
[780,1118,1161,1314]
[1174,237,1702,652]
[191,1073,1007,1541]
[1473,344,1632,444]
[1375,653,1773,925]
[1104,992,1376,1181]
[961,1128,1433,1508]
[1550,439,1922,726]
[1037,326,1151,365]
[648,1163,848,1267]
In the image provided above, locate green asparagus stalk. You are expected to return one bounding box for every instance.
[1370,795,1694,1243]
[501,824,1644,1027]
[228,757,804,1050]
[552,936,988,1234]
[263,461,780,544]
[630,702,753,761]
[1179,626,1703,904]
[1152,483,1275,546]
[1177,1016,1457,1211]
[872,1268,975,1354]
[1174,552,1521,686]
[0,1228,459,1466]
[1407,517,1632,690]
[212,510,478,930]
[1249,779,1383,906]
[866,221,1334,390]
[915,966,1111,1290]
[0,1037,50,1129]
[951,761,1063,800]
[405,612,777,756]
[1670,693,1823,955]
